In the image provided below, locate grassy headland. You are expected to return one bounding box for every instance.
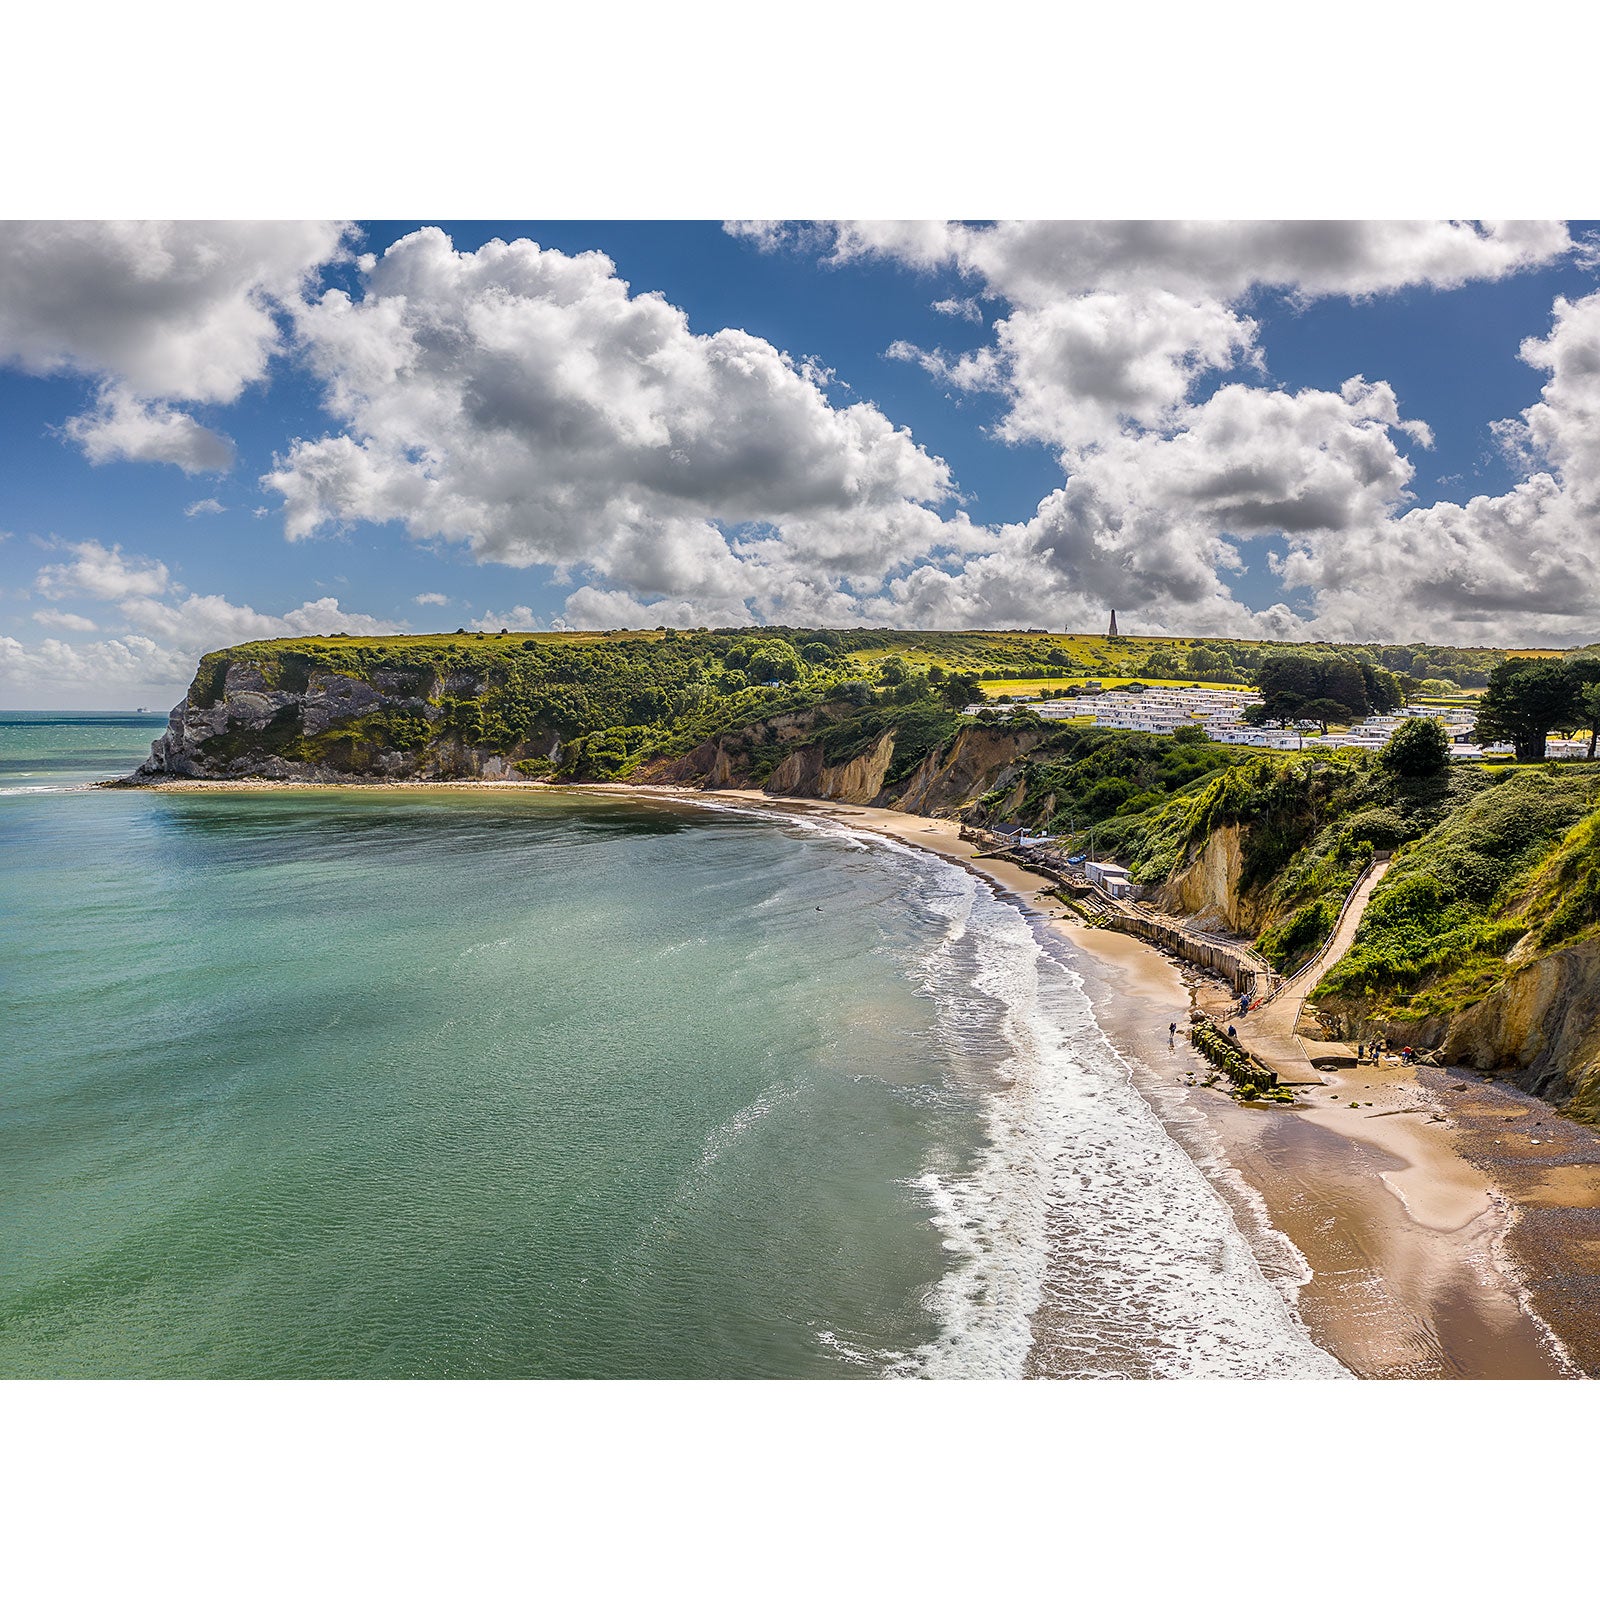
[145,624,1600,1120]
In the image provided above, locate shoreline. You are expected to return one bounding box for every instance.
[104,772,1600,1377]
[608,784,1589,1379]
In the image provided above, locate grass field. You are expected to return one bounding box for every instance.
[980,675,1249,698]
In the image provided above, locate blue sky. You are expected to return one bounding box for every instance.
[3,219,1599,706]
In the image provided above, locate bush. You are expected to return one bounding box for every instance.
[1257,897,1335,970]
[1341,806,1414,850]
[1380,717,1451,780]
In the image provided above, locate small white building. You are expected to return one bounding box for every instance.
[1085,860,1134,897]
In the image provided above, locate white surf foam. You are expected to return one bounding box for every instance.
[667,792,1347,1377]
[880,842,1345,1379]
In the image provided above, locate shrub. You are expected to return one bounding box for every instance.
[1380,717,1451,780]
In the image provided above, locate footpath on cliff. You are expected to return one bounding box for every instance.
[1230,859,1392,1086]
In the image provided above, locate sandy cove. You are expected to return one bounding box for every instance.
[121,774,1600,1376]
[631,785,1594,1379]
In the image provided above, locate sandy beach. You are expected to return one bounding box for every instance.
[122,773,1600,1376]
[642,785,1597,1379]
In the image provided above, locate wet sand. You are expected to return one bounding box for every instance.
[660,788,1586,1379]
[1058,929,1576,1378]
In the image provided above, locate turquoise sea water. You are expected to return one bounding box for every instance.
[0,715,1342,1378]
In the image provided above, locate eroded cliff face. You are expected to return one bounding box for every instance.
[1309,940,1600,1123]
[136,660,548,782]
[765,732,896,803]
[1423,945,1600,1121]
[643,715,1041,814]
[1157,824,1266,933]
[890,724,1045,814]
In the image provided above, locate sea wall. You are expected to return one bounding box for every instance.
[1097,904,1266,994]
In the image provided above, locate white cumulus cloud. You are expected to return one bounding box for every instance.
[117,591,396,649]
[62,386,235,474]
[1271,292,1600,643]
[471,605,546,631]
[815,220,1574,303]
[36,539,171,601]
[8,529,400,704]
[31,608,98,633]
[263,227,980,616]
[729,218,1600,643]
[892,290,1262,452]
[0,220,351,403]
[860,377,1424,637]
[1,593,400,706]
[0,221,351,476]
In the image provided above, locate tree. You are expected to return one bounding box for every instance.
[1254,650,1371,724]
[1474,659,1584,762]
[1300,698,1352,734]
[1567,658,1600,758]
[1322,659,1371,717]
[1380,716,1450,780]
[1255,651,1320,718]
[939,672,982,711]
[1186,645,1229,678]
[746,643,802,683]
[887,671,933,704]
[1582,684,1600,760]
[1360,663,1403,713]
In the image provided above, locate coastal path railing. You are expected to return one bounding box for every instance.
[1255,851,1390,1010]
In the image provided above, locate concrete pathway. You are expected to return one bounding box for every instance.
[1229,859,1393,1084]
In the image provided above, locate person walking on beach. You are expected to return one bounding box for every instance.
[1168,1020,1178,1052]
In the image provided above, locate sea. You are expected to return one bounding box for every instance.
[0,712,1344,1378]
